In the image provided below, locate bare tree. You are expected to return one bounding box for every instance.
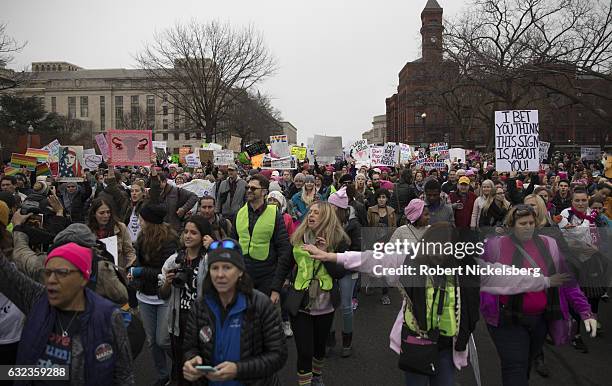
[0,22,27,90]
[136,20,277,142]
[122,106,149,130]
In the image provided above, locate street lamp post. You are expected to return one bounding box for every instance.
[421,113,427,143]
[27,124,34,149]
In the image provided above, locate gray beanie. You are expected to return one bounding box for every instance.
[53,223,97,248]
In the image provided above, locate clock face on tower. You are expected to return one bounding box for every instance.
[430,37,437,43]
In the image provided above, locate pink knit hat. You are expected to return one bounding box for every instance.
[328,186,349,209]
[404,199,425,224]
[45,243,92,280]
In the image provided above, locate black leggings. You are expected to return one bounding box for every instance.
[291,311,334,373]
[170,312,189,385]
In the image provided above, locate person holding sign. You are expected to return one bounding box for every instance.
[87,198,136,268]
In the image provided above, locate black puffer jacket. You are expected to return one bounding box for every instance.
[183,290,288,386]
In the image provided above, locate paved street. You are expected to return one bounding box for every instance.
[135,289,611,385]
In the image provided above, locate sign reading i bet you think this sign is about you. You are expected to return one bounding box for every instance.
[495,110,539,172]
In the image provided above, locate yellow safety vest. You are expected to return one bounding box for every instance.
[236,204,277,261]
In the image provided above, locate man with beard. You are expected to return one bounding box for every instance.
[231,174,291,299]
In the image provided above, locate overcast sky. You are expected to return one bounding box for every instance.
[4,0,466,145]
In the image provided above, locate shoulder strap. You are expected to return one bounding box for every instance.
[510,235,540,269]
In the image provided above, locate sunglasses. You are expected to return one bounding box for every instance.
[247,186,262,191]
[43,268,81,279]
[512,204,536,219]
[209,239,242,254]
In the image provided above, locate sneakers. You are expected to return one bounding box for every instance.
[534,356,549,378]
[312,375,325,386]
[351,298,359,311]
[282,321,293,337]
[381,294,391,305]
[341,333,353,358]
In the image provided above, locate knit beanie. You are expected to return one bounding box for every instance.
[207,239,246,271]
[53,223,97,248]
[45,242,92,280]
[329,186,349,209]
[139,204,167,224]
[267,191,287,213]
[404,199,425,224]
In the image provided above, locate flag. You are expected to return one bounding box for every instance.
[10,153,37,171]
[25,148,50,162]
[36,163,51,176]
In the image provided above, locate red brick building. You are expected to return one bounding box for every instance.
[386,0,609,148]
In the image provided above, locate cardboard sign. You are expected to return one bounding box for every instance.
[291,146,307,161]
[199,149,214,164]
[42,139,61,163]
[261,155,297,170]
[213,149,234,166]
[83,154,104,169]
[95,133,110,161]
[539,141,550,161]
[227,136,242,153]
[108,130,153,166]
[581,146,600,160]
[270,135,290,158]
[10,153,37,171]
[495,110,539,172]
[245,140,268,157]
[58,146,85,182]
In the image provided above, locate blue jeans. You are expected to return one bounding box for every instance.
[404,349,454,386]
[339,274,357,333]
[139,300,171,380]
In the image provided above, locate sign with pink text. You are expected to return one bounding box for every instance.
[107,130,153,166]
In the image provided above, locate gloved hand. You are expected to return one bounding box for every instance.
[584,318,597,338]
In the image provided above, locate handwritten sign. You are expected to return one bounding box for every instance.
[185,153,201,168]
[348,139,370,167]
[399,143,412,164]
[228,136,242,153]
[83,154,104,169]
[580,146,600,160]
[152,140,167,150]
[95,134,110,161]
[262,155,297,170]
[291,146,307,161]
[199,149,214,164]
[213,149,234,166]
[449,148,466,163]
[495,110,539,172]
[429,142,449,159]
[245,140,268,157]
[539,141,550,162]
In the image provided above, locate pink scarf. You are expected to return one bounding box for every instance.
[569,207,600,247]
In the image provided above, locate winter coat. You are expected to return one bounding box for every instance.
[59,182,92,223]
[149,177,199,232]
[449,191,477,228]
[182,290,288,386]
[389,182,417,219]
[215,177,247,219]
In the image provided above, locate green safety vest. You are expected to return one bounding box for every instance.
[404,277,457,337]
[293,245,333,291]
[236,204,277,261]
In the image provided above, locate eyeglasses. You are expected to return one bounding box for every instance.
[43,268,81,279]
[512,204,535,220]
[247,186,262,191]
[209,239,242,254]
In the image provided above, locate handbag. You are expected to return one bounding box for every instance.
[282,262,324,317]
[396,284,445,375]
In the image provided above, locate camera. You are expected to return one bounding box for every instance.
[172,255,194,288]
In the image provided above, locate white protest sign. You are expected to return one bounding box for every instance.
[399,143,412,164]
[429,142,449,159]
[213,149,234,166]
[449,148,466,163]
[185,153,201,168]
[202,143,223,151]
[370,146,385,166]
[262,155,298,170]
[539,141,550,162]
[313,135,343,164]
[99,236,119,266]
[270,135,290,158]
[377,143,399,167]
[348,139,370,167]
[95,133,110,160]
[495,110,539,172]
[83,148,96,156]
[152,141,167,150]
[83,154,104,169]
[181,179,215,198]
[581,146,600,160]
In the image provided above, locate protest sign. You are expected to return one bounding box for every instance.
[448,148,466,163]
[228,136,242,153]
[348,139,371,167]
[313,135,342,164]
[370,146,384,166]
[83,154,104,170]
[214,150,234,166]
[238,151,251,165]
[42,139,61,163]
[99,236,119,266]
[201,142,223,151]
[412,157,427,167]
[494,110,539,172]
[429,142,449,159]
[185,153,201,168]
[35,163,51,177]
[245,140,268,157]
[25,148,49,162]
[270,135,290,158]
[107,130,153,166]
[370,144,397,167]
[581,146,600,160]
[152,141,167,150]
[10,153,37,171]
[83,148,96,156]
[199,149,214,164]
[291,146,307,161]
[179,147,191,164]
[262,155,297,170]
[181,179,215,198]
[423,161,447,171]
[251,153,264,168]
[95,134,109,160]
[399,143,412,164]
[154,147,167,162]
[58,146,84,182]
[539,141,550,162]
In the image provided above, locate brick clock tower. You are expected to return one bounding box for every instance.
[420,0,443,62]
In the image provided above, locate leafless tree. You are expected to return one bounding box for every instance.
[121,106,149,130]
[0,22,27,90]
[136,20,278,142]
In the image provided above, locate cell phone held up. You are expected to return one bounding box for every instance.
[195,365,217,373]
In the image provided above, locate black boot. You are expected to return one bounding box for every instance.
[534,353,549,378]
[326,331,336,349]
[341,332,353,358]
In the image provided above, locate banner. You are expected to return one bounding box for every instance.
[313,135,343,164]
[399,143,412,164]
[270,135,290,158]
[245,140,268,157]
[199,149,214,164]
[261,155,297,170]
[58,146,84,182]
[348,139,371,167]
[290,146,307,161]
[10,153,37,171]
[185,153,201,168]
[95,133,110,161]
[152,141,167,150]
[429,142,449,159]
[494,110,539,172]
[42,139,61,163]
[83,154,104,170]
[539,141,550,162]
[423,161,447,171]
[213,149,234,166]
[581,146,600,160]
[227,136,242,153]
[449,148,466,163]
[107,130,153,166]
[25,148,49,162]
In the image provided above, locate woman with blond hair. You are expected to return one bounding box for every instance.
[272,201,349,386]
[524,193,554,228]
[291,175,320,222]
[471,179,495,229]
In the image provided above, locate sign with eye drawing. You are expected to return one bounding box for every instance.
[108,130,153,166]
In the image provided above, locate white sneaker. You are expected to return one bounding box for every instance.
[282,321,293,337]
